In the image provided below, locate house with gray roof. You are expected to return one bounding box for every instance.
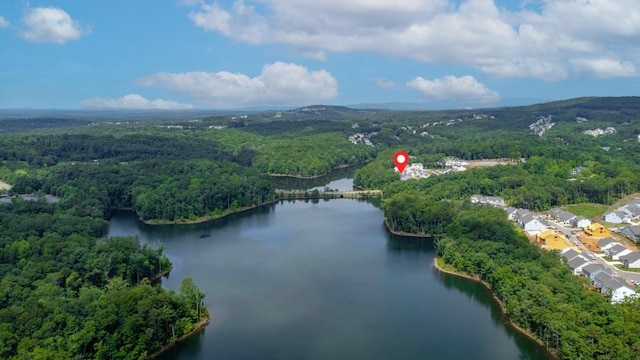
[594,272,612,289]
[504,207,518,221]
[601,276,638,304]
[547,208,576,225]
[567,255,590,275]
[619,252,640,269]
[621,203,640,219]
[597,237,620,251]
[560,248,580,262]
[608,244,632,260]
[513,208,531,221]
[582,263,611,281]
[620,225,640,241]
[519,214,547,234]
[603,211,627,224]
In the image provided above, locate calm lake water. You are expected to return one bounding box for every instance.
[108,199,550,360]
[272,166,356,191]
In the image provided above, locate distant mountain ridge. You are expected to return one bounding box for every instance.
[2,96,640,132]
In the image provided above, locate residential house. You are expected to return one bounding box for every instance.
[470,195,506,207]
[513,209,531,222]
[572,216,591,229]
[567,255,591,276]
[537,229,568,250]
[594,272,612,289]
[547,208,576,225]
[601,276,638,304]
[584,223,612,238]
[519,214,547,234]
[504,207,518,221]
[582,263,611,281]
[560,248,580,262]
[619,252,640,269]
[597,237,620,251]
[620,225,640,242]
[605,244,632,260]
[620,201,640,219]
[603,211,627,224]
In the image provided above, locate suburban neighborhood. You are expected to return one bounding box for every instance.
[471,194,640,304]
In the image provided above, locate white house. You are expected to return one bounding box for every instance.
[572,216,591,229]
[597,238,620,252]
[619,252,640,269]
[601,277,638,304]
[603,211,627,224]
[567,255,591,276]
[582,263,611,281]
[504,207,518,221]
[519,214,547,234]
[609,245,633,261]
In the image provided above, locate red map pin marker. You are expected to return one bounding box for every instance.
[394,150,409,173]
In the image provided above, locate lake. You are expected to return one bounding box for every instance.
[108,199,550,360]
[272,166,356,191]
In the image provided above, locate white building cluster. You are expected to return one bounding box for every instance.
[583,127,616,137]
[529,115,555,136]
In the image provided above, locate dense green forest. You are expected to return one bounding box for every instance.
[435,205,640,359]
[0,199,207,359]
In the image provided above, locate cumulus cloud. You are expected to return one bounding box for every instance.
[137,61,338,107]
[0,16,9,28]
[184,0,640,80]
[81,94,194,110]
[374,77,395,88]
[407,75,500,104]
[570,58,637,78]
[20,7,91,44]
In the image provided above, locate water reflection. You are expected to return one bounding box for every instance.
[385,231,435,253]
[271,166,358,191]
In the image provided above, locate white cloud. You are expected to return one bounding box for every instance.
[374,78,395,88]
[81,94,194,110]
[20,7,91,44]
[137,62,338,107]
[0,16,9,28]
[570,58,638,78]
[407,75,500,104]
[184,0,640,80]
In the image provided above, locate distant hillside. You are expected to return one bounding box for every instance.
[1,97,640,132]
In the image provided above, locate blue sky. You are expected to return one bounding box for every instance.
[1,0,639,109]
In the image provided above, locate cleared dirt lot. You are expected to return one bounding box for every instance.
[466,159,519,168]
[578,232,639,252]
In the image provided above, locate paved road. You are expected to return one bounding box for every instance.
[547,220,640,285]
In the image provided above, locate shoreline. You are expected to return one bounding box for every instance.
[433,257,558,360]
[141,198,280,225]
[383,218,435,238]
[146,313,210,359]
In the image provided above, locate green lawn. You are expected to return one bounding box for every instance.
[614,264,640,273]
[562,203,609,219]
